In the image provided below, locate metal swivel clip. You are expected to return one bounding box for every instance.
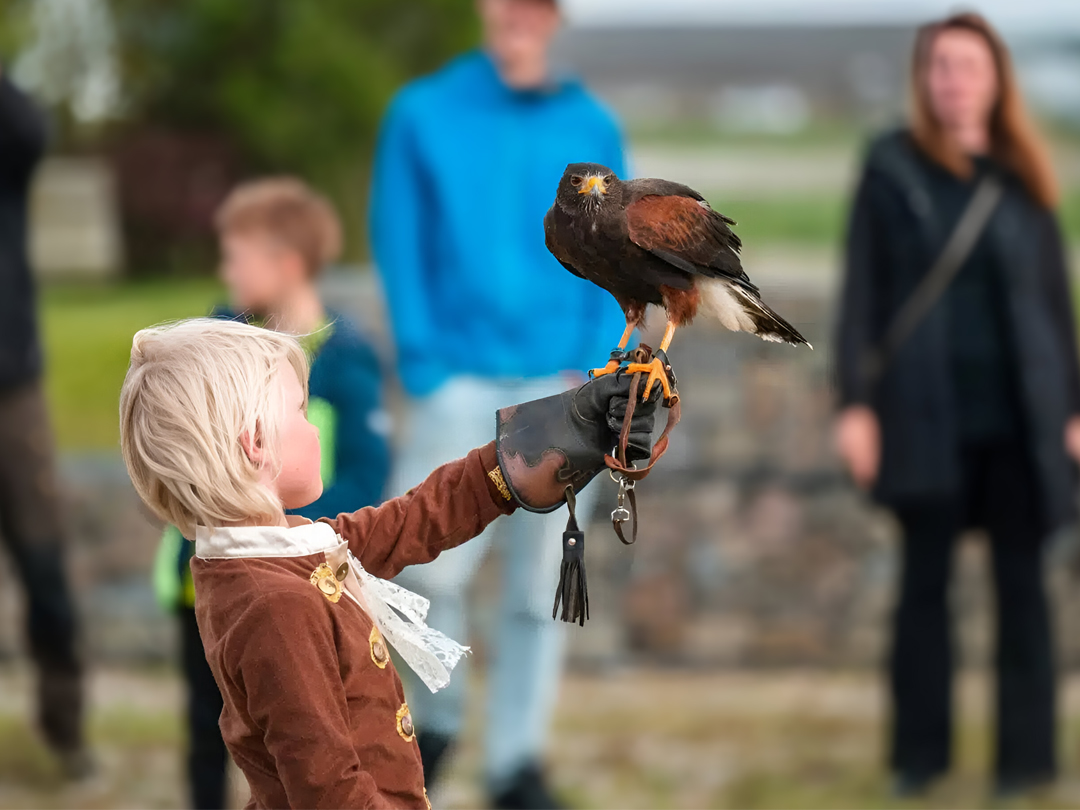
[610,467,635,525]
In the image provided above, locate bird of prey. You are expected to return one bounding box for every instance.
[544,162,810,401]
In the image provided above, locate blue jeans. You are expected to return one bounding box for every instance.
[391,375,597,791]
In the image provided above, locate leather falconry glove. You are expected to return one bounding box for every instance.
[495,370,662,513]
[495,368,669,626]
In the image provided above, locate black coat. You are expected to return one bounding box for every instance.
[0,74,47,390]
[836,129,1080,532]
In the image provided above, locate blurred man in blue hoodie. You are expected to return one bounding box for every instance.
[371,1,626,806]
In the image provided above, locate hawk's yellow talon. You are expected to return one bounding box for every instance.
[625,357,675,403]
[589,360,621,378]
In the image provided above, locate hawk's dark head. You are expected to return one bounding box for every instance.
[555,162,623,216]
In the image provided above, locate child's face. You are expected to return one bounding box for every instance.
[273,363,323,510]
[220,232,305,315]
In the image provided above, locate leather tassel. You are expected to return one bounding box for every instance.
[553,487,589,625]
[553,529,588,625]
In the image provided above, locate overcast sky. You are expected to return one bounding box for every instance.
[560,0,1080,32]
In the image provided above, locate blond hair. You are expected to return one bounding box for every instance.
[120,318,309,537]
[214,177,343,275]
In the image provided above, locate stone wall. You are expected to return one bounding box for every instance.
[565,286,1080,670]
[2,275,1079,669]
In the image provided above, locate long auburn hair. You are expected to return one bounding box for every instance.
[909,12,1058,209]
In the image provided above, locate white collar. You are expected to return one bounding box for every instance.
[195,519,340,559]
[193,517,469,694]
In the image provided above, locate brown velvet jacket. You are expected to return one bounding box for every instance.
[191,443,514,809]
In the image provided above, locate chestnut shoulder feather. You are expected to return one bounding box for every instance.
[624,178,707,205]
[625,193,749,287]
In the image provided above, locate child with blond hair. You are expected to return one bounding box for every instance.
[154,177,390,809]
[122,317,661,808]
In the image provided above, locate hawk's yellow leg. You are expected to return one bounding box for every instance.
[589,322,636,378]
[626,321,677,403]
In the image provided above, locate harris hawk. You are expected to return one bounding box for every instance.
[545,162,810,401]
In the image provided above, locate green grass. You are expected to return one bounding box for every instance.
[628,119,864,150]
[3,667,1080,809]
[40,277,224,451]
[698,188,1080,247]
[540,672,1080,810]
[91,706,183,748]
[0,715,62,790]
[705,193,849,247]
[1063,190,1080,245]
[0,686,186,809]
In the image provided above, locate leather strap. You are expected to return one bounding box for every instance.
[603,347,682,544]
[604,356,682,482]
[564,485,579,533]
[612,485,639,546]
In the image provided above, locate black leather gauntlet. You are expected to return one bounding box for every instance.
[495,371,661,513]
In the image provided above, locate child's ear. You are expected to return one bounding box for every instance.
[239,422,266,466]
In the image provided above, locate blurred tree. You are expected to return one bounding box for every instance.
[0,0,33,64]
[7,0,120,146]
[108,0,479,271]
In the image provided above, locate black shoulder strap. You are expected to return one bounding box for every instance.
[862,172,1004,387]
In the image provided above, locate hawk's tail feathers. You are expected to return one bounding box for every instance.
[699,278,812,349]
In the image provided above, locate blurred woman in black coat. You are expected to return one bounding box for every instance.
[835,13,1080,798]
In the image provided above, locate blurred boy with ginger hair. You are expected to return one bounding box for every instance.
[123,317,660,807]
[154,178,390,809]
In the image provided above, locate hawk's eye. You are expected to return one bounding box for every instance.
[570,175,583,187]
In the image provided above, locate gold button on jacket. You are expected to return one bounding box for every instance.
[370,626,389,669]
[396,703,415,741]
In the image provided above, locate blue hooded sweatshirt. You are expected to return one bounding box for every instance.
[371,50,629,397]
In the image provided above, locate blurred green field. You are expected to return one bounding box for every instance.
[630,118,1080,153]
[628,119,865,150]
[41,278,224,451]
[705,194,849,246]
[647,124,1080,246]
[701,189,1080,247]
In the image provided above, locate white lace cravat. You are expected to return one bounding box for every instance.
[342,550,468,693]
[195,522,468,694]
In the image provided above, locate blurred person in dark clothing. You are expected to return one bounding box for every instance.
[0,68,91,778]
[370,0,626,806]
[835,13,1080,799]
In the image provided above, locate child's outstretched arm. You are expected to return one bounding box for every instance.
[320,442,513,579]
[319,370,665,579]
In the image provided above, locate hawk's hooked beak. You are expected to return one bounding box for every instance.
[577,175,608,197]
